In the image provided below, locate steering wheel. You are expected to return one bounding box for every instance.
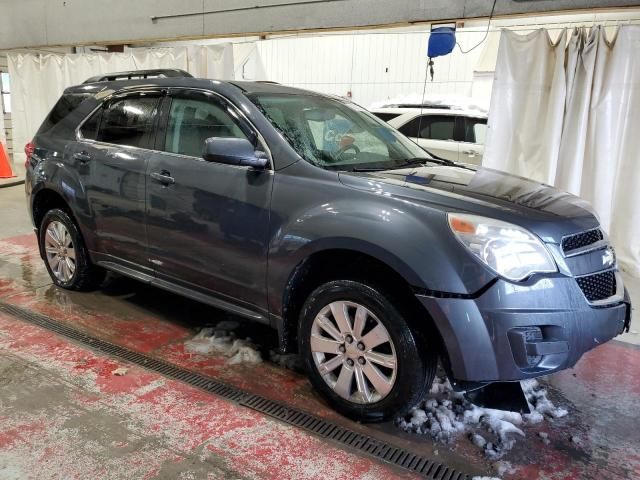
[335,143,360,161]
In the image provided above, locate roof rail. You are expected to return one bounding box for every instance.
[83,69,193,84]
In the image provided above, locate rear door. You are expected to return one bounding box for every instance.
[145,89,273,314]
[396,114,460,161]
[72,90,162,270]
[459,116,487,165]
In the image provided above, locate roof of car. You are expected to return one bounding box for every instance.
[65,73,327,98]
[374,107,487,119]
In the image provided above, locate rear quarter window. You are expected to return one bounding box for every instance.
[37,93,95,137]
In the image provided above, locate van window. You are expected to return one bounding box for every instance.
[164,96,247,157]
[371,112,402,122]
[464,118,487,144]
[398,115,456,141]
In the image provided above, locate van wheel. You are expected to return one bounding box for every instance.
[299,280,436,422]
[39,208,105,291]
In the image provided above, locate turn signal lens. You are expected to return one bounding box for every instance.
[449,217,477,234]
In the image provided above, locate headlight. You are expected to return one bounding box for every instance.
[447,213,557,281]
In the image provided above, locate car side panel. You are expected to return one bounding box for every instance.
[66,140,149,267]
[415,137,460,162]
[26,133,100,250]
[266,161,494,319]
[458,143,484,165]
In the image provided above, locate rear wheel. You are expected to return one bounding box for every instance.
[299,280,436,422]
[39,208,105,291]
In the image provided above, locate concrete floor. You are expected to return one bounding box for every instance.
[0,183,639,480]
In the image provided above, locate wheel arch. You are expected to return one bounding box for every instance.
[31,187,97,260]
[275,244,447,362]
[32,188,74,233]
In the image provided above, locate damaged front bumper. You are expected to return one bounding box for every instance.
[417,274,631,385]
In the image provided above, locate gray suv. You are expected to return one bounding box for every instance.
[26,69,631,421]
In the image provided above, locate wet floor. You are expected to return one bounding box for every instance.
[0,184,639,479]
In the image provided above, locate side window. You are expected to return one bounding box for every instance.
[164,96,248,158]
[96,96,159,148]
[398,115,456,141]
[80,108,102,140]
[397,117,420,138]
[372,112,402,122]
[464,118,487,144]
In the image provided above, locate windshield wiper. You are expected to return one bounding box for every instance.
[349,166,390,172]
[345,156,456,172]
[391,155,457,169]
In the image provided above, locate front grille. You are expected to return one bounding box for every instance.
[562,228,603,254]
[576,270,617,302]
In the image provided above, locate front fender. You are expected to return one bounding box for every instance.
[266,162,495,317]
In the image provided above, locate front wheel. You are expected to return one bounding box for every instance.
[298,280,436,422]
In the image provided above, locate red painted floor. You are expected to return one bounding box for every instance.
[0,312,418,480]
[0,232,639,479]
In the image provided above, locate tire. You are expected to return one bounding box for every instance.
[39,208,105,291]
[298,280,436,422]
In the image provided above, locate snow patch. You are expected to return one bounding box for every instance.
[397,376,569,460]
[494,460,515,477]
[369,93,489,114]
[522,379,568,419]
[184,328,262,365]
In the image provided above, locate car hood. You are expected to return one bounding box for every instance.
[338,164,599,242]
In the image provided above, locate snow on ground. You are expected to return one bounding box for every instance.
[184,327,262,365]
[397,376,568,460]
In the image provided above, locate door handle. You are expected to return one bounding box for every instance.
[151,170,175,185]
[73,151,91,164]
[462,150,477,157]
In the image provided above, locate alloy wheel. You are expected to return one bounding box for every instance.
[44,221,76,283]
[310,301,397,404]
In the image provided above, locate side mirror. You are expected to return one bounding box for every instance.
[202,137,269,169]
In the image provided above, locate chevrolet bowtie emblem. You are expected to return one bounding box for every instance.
[602,248,615,267]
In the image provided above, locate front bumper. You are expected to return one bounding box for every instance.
[417,274,631,383]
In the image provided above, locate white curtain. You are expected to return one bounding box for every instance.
[484,26,640,277]
[484,29,567,185]
[8,45,235,165]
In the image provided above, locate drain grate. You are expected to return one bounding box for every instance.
[0,301,470,480]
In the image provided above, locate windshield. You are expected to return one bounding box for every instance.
[249,93,435,171]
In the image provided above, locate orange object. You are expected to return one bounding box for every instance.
[449,216,477,234]
[0,142,15,179]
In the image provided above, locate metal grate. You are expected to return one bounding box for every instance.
[576,270,617,302]
[0,301,471,480]
[562,228,603,254]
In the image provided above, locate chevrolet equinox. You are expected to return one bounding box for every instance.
[25,69,632,421]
